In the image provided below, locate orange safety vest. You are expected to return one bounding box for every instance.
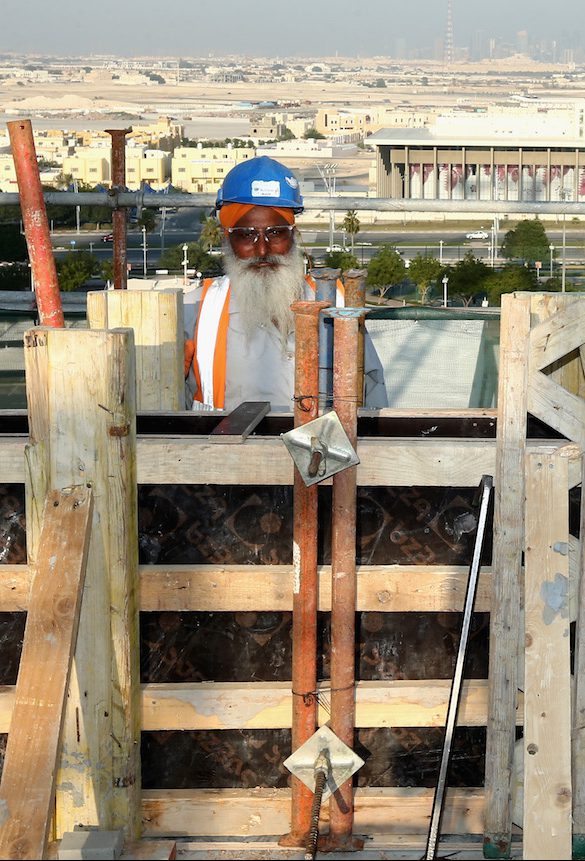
[184,275,344,410]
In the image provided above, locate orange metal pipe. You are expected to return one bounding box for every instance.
[280,299,329,848]
[327,310,364,851]
[105,128,131,289]
[7,119,64,328]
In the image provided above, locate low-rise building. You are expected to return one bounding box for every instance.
[171,144,255,193]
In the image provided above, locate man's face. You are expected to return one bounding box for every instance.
[225,205,295,269]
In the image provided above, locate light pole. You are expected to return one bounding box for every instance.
[549,244,554,279]
[142,226,147,277]
[439,239,443,264]
[560,190,570,292]
[318,162,337,250]
[182,243,189,285]
[70,240,76,254]
[442,274,449,308]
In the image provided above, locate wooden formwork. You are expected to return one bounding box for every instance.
[0,291,583,859]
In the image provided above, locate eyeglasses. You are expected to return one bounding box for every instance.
[226,225,295,248]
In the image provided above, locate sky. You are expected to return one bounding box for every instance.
[1,0,583,59]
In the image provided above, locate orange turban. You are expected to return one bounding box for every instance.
[218,203,295,229]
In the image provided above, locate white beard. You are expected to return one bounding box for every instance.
[222,240,305,346]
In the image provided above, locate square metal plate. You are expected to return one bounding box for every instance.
[283,725,364,802]
[280,410,359,487]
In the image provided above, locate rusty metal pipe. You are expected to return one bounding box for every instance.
[327,309,364,851]
[280,299,329,848]
[308,267,340,409]
[343,269,367,407]
[105,128,131,290]
[7,120,64,328]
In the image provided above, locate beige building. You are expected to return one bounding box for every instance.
[125,148,171,190]
[171,145,255,193]
[62,147,111,186]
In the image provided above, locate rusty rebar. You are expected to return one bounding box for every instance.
[279,299,329,848]
[7,120,64,327]
[326,309,364,852]
[105,128,131,289]
[343,269,367,407]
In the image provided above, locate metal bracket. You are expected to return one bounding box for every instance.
[280,410,359,487]
[283,725,364,803]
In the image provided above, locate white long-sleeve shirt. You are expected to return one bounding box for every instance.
[183,275,388,412]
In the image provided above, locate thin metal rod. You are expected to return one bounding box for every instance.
[105,128,131,289]
[424,475,494,860]
[6,120,64,328]
[305,768,327,861]
[280,299,330,848]
[328,311,361,847]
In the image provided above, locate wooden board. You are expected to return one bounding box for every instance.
[208,401,271,443]
[0,486,93,861]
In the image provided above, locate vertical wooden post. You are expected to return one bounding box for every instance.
[23,327,141,839]
[523,447,572,859]
[484,292,531,858]
[87,288,184,411]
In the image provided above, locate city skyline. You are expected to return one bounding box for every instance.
[1,0,583,60]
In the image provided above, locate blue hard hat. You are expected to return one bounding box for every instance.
[215,155,304,213]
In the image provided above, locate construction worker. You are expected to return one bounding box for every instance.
[184,155,387,412]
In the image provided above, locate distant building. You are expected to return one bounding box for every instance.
[368,103,585,202]
[171,144,254,193]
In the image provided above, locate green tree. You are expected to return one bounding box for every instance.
[447,252,491,306]
[199,217,223,252]
[500,219,551,266]
[56,250,99,292]
[342,210,360,253]
[137,208,157,233]
[158,241,222,276]
[483,264,537,305]
[365,245,406,299]
[323,250,359,273]
[303,128,326,140]
[408,254,443,304]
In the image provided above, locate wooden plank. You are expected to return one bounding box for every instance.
[573,457,585,855]
[528,370,585,449]
[140,787,489,839]
[0,436,578,488]
[87,289,184,411]
[208,401,271,443]
[484,292,531,858]
[24,327,141,840]
[528,295,585,371]
[523,450,572,859]
[138,563,494,613]
[0,486,93,861]
[0,679,523,735]
[139,678,521,731]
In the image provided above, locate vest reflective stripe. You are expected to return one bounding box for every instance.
[305,274,345,307]
[190,274,344,410]
[192,276,230,409]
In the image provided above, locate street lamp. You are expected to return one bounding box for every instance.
[182,243,189,285]
[549,244,554,279]
[318,162,337,250]
[442,274,449,308]
[142,226,147,277]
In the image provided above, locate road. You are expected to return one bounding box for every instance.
[49,214,585,271]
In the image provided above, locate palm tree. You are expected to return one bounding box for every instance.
[200,216,223,253]
[342,209,360,253]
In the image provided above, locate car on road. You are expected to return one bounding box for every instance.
[326,244,346,252]
[466,230,489,240]
[102,233,114,242]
